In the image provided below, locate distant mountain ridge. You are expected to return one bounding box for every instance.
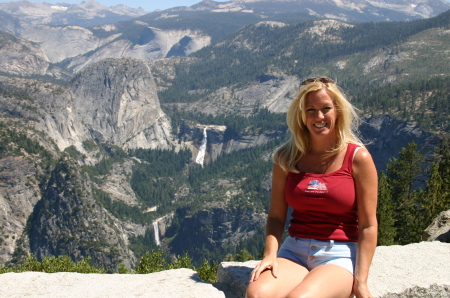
[184,0,450,21]
[0,0,147,27]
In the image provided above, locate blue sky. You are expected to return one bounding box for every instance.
[0,1,231,12]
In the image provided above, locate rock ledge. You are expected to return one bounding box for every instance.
[0,242,448,298]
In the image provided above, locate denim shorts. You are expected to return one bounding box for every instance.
[277,236,357,274]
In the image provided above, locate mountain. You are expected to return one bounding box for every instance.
[0,22,210,73]
[0,2,449,271]
[0,0,147,27]
[1,0,450,75]
[0,30,70,80]
[176,0,450,22]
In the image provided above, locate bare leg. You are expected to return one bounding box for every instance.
[286,264,354,298]
[246,257,309,298]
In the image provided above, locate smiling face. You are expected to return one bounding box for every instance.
[304,89,339,139]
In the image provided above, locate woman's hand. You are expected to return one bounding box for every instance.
[249,256,278,283]
[353,279,373,298]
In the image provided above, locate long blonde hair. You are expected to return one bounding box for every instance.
[273,80,363,173]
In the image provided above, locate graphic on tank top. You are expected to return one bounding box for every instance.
[305,179,328,194]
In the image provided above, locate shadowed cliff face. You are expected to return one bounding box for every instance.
[25,156,135,271]
[360,114,431,171]
[170,207,266,260]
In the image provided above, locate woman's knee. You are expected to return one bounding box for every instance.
[246,281,273,298]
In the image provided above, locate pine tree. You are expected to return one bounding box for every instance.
[386,141,424,244]
[417,137,450,237]
[436,137,450,191]
[420,164,448,222]
[377,172,396,245]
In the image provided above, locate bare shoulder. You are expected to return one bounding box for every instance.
[353,147,377,176]
[353,147,373,164]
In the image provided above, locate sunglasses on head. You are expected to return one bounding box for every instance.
[301,77,335,85]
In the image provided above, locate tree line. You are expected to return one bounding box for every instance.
[377,138,450,245]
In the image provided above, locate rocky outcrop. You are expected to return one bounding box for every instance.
[0,156,43,264]
[170,207,266,259]
[43,58,173,151]
[177,74,299,116]
[423,209,450,242]
[0,269,226,298]
[99,159,140,206]
[217,241,450,298]
[0,242,448,298]
[25,156,136,271]
[0,30,70,79]
[359,114,431,171]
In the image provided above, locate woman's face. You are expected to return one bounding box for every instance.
[304,89,338,138]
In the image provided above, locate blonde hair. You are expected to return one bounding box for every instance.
[273,80,363,173]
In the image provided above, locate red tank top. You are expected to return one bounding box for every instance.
[285,143,359,242]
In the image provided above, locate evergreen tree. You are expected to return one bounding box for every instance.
[386,141,424,244]
[435,137,450,191]
[416,138,450,236]
[234,249,255,262]
[377,172,396,246]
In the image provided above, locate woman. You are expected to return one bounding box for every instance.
[246,78,378,298]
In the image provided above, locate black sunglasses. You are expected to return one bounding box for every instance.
[301,77,335,85]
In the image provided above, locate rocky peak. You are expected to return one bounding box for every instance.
[44,58,173,151]
[24,155,136,270]
[0,0,147,27]
[77,0,110,11]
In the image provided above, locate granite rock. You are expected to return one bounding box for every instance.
[217,241,450,298]
[423,209,450,242]
[0,269,225,298]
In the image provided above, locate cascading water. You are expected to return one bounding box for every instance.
[153,221,161,246]
[195,128,207,167]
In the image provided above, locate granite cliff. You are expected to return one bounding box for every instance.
[42,58,173,151]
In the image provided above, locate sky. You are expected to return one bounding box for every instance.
[0,0,232,12]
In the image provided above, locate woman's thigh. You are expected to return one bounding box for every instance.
[286,264,354,298]
[246,257,309,298]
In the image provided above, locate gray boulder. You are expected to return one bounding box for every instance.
[217,241,450,298]
[423,209,450,242]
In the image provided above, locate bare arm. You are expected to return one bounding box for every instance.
[352,148,378,298]
[249,162,288,282]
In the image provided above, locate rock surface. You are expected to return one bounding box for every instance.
[43,58,173,151]
[0,30,70,79]
[423,209,450,242]
[217,241,450,298]
[0,242,448,297]
[0,268,225,298]
[17,24,211,73]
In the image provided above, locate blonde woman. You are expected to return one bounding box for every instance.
[246,78,378,298]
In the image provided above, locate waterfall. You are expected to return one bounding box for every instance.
[153,221,161,246]
[195,128,207,167]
